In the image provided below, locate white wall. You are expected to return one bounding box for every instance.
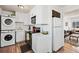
[64,16,79,31]
[63,5,79,31]
[63,17,72,30]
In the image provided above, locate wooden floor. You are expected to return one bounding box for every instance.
[58,42,79,53]
[0,42,33,53]
[0,42,79,53]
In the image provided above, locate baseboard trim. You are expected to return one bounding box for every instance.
[0,44,16,48]
[16,40,26,44]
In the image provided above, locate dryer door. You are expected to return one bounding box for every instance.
[2,17,15,27]
[4,19,13,25]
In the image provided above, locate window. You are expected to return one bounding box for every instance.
[72,22,79,28]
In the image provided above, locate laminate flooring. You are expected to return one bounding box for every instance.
[0,42,33,53]
[0,42,79,53]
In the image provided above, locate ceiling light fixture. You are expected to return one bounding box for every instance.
[18,5,24,9]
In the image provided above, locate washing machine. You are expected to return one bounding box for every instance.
[1,30,15,47]
[1,16,15,30]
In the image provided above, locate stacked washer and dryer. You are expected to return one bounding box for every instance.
[0,15,15,47]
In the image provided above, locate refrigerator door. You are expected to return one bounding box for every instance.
[53,27,64,52]
[53,17,62,27]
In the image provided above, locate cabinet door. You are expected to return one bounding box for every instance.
[37,35,49,53]
[32,33,49,53]
[16,31,25,42]
[32,34,37,52]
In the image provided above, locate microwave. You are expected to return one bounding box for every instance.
[31,16,36,24]
[32,27,40,33]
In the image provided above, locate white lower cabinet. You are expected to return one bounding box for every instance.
[32,33,49,53]
[32,34,37,52]
[16,30,25,43]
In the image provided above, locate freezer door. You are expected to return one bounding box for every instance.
[53,28,64,52]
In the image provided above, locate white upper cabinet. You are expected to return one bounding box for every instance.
[16,12,25,22]
[15,12,30,25]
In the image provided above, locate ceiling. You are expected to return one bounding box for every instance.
[63,5,79,17]
[0,5,35,13]
[0,5,79,16]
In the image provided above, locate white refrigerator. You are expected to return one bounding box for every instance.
[52,17,64,52]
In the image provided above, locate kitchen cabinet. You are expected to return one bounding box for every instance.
[15,22,25,43]
[32,33,49,53]
[16,30,25,43]
[16,12,30,25]
[30,5,43,24]
[16,12,25,22]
